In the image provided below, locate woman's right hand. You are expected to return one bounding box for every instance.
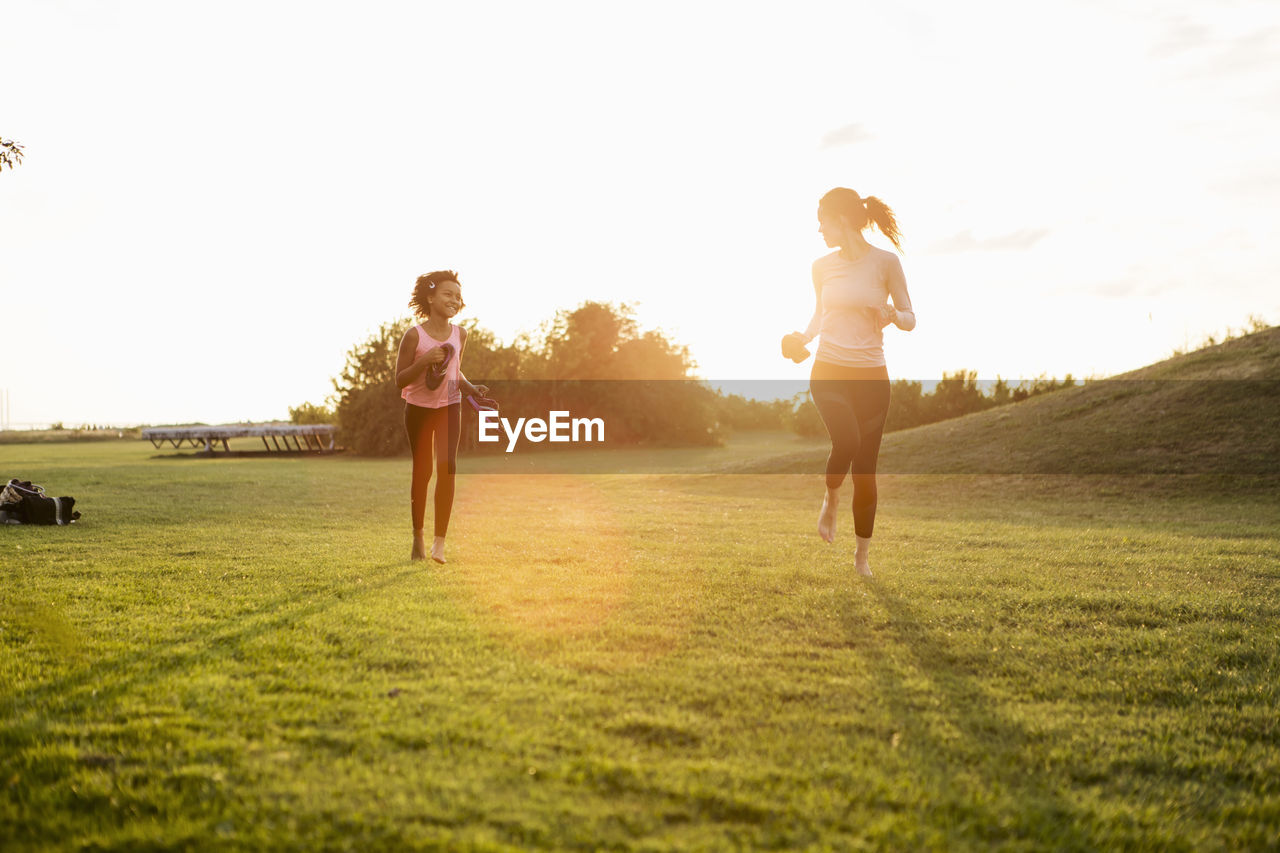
[781,333,810,363]
[421,347,446,368]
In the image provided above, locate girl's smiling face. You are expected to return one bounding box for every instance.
[430,280,464,318]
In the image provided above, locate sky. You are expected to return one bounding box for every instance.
[3,0,1278,426]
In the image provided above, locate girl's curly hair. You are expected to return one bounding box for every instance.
[408,270,461,319]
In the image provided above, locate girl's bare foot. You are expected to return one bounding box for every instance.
[411,531,427,561]
[818,488,839,543]
[431,536,447,564]
[855,534,873,577]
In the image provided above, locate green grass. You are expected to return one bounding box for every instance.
[2,436,1278,851]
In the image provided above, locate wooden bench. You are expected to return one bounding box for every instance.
[142,424,337,454]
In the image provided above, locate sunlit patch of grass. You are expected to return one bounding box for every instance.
[451,475,637,638]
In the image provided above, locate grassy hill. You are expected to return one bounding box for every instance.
[743,326,1280,478]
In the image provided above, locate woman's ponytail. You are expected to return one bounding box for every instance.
[862,195,902,252]
[819,187,904,253]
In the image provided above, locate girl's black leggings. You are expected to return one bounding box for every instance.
[404,402,461,537]
[809,361,891,538]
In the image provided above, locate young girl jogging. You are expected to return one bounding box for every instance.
[781,188,916,577]
[395,270,488,563]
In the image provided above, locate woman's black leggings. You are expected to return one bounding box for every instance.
[810,361,891,538]
[404,402,461,537]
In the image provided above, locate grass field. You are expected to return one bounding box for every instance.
[3,440,1277,850]
[3,331,1279,850]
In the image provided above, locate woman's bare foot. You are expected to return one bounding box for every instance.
[855,534,873,577]
[818,488,839,543]
[411,531,427,561]
[431,536,447,564]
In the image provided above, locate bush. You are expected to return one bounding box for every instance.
[787,369,1080,439]
[329,303,726,456]
[785,393,827,438]
[288,401,334,425]
[929,370,992,421]
[884,379,926,432]
[331,319,408,456]
[716,393,789,431]
[337,382,405,456]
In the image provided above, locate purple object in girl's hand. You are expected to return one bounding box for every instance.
[425,343,455,390]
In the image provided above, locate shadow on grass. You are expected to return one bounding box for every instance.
[0,559,523,848]
[848,581,1107,848]
[0,560,427,751]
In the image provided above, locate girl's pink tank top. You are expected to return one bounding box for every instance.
[401,323,461,408]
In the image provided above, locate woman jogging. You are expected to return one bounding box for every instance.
[395,270,488,563]
[781,188,916,577]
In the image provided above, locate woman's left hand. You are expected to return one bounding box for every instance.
[876,304,897,329]
[473,384,489,396]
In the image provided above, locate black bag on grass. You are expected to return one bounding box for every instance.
[0,479,81,525]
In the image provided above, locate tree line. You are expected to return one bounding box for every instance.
[782,371,1077,439]
[293,302,1076,455]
